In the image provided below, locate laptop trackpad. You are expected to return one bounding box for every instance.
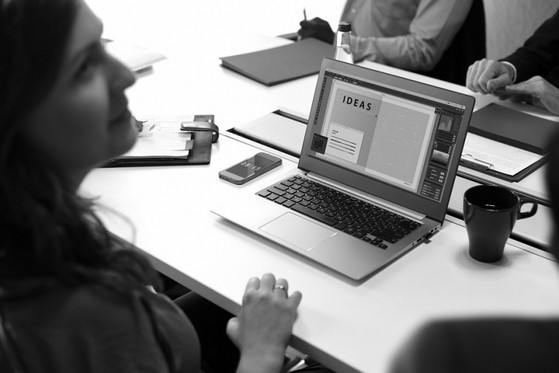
[260,212,336,251]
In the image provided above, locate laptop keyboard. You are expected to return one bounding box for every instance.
[257,175,421,249]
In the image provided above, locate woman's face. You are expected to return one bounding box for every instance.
[22,0,136,185]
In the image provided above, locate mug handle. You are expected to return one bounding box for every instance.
[518,197,538,219]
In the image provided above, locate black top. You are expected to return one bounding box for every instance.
[504,8,559,87]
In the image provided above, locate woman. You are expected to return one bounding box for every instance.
[0,0,302,372]
[298,0,477,76]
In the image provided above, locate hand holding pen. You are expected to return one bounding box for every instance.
[297,8,335,44]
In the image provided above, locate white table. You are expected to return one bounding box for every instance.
[83,134,559,373]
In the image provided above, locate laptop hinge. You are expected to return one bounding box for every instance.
[306,172,426,221]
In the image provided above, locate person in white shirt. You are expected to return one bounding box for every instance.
[298,0,474,73]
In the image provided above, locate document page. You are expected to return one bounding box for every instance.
[123,119,191,157]
[462,134,544,176]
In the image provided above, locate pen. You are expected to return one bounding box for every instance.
[303,8,307,21]
[460,154,493,171]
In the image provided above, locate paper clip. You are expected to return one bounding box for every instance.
[460,154,494,171]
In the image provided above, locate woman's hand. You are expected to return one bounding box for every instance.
[227,273,303,373]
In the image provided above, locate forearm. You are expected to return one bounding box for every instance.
[350,0,472,72]
[235,349,285,373]
[503,10,559,83]
[351,34,437,71]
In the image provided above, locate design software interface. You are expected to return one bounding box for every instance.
[309,70,466,202]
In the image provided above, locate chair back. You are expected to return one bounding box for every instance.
[427,0,486,85]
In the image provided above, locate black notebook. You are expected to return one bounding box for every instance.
[220,38,334,86]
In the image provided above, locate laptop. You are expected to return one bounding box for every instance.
[213,59,474,281]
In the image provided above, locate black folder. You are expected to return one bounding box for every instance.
[220,38,334,86]
[103,120,219,168]
[468,103,557,155]
[461,103,558,181]
[103,131,214,167]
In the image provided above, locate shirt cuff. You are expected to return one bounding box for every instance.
[501,61,517,83]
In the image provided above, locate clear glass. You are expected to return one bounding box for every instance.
[334,27,354,63]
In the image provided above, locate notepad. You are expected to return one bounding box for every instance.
[126,128,191,157]
[220,38,334,86]
[462,134,545,177]
[122,119,192,158]
[104,117,216,167]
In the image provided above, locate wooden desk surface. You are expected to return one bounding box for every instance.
[83,1,559,371]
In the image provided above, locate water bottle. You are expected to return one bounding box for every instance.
[334,22,354,63]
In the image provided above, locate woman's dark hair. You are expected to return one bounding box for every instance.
[0,0,160,290]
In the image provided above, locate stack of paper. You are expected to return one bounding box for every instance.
[124,119,192,158]
[461,103,559,181]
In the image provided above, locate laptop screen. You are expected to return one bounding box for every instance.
[299,59,474,222]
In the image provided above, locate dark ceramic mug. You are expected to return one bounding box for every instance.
[463,185,538,263]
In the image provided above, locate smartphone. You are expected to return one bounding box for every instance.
[219,152,282,185]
